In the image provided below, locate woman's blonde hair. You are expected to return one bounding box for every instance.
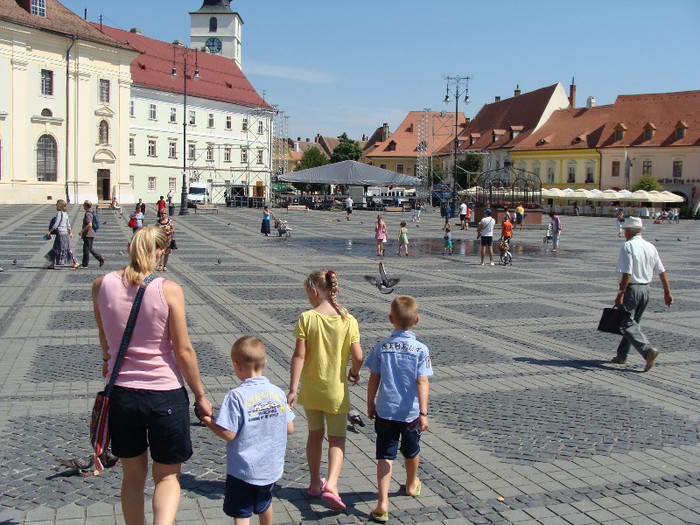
[124,226,166,285]
[304,269,348,321]
[56,199,67,211]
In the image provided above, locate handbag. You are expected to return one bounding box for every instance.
[128,217,137,228]
[597,306,625,335]
[90,274,156,470]
[169,237,177,250]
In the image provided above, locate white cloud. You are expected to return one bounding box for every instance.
[245,61,337,84]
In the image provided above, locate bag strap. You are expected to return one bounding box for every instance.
[103,274,156,397]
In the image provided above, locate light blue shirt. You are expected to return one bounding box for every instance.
[216,377,294,486]
[365,330,433,422]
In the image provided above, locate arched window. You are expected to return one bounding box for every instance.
[209,17,217,32]
[99,120,109,145]
[41,108,53,117]
[37,134,57,182]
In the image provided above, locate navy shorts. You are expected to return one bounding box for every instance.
[108,386,192,464]
[480,235,493,247]
[375,417,422,460]
[224,475,275,518]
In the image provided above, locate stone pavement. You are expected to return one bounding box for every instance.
[0,203,698,525]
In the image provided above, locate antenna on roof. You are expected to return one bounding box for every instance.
[84,9,87,20]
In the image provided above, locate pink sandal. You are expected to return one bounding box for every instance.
[307,478,327,498]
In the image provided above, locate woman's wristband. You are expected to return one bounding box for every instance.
[419,412,428,417]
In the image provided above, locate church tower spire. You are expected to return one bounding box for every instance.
[190,0,243,68]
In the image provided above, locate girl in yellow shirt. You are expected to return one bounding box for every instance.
[287,269,363,511]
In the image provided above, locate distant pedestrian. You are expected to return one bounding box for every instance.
[442,224,453,255]
[78,200,105,268]
[375,215,387,256]
[397,221,409,256]
[443,203,452,230]
[617,209,625,237]
[500,215,512,244]
[167,189,174,205]
[411,200,421,223]
[503,207,512,223]
[459,201,468,230]
[366,295,432,523]
[156,208,174,271]
[465,203,472,229]
[477,208,496,265]
[345,196,353,221]
[261,205,276,237]
[138,198,146,216]
[156,196,166,213]
[515,204,525,230]
[45,199,80,270]
[548,211,562,252]
[129,204,143,234]
[200,336,294,525]
[611,217,673,372]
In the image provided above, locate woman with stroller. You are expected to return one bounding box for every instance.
[261,205,276,237]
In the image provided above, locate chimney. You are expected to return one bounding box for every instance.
[586,96,596,110]
[130,28,142,34]
[569,77,576,108]
[172,39,183,46]
[495,96,501,102]
[305,138,310,142]
[297,137,301,141]
[315,134,321,142]
[514,85,521,97]
[382,123,390,141]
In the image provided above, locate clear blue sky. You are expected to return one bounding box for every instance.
[61,0,700,142]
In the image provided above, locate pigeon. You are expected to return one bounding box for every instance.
[347,409,365,430]
[677,238,682,241]
[12,259,18,265]
[228,222,231,225]
[217,259,222,264]
[115,251,124,256]
[364,262,400,294]
[0,267,4,272]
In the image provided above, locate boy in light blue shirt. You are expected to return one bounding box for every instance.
[365,295,432,523]
[201,336,294,525]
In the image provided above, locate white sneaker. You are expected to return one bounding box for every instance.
[480,263,484,266]
[490,262,495,266]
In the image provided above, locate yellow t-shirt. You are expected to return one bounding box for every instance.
[293,309,360,414]
[516,205,524,215]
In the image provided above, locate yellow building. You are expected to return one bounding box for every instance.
[0,0,139,204]
[510,103,613,189]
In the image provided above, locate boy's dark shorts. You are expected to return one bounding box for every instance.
[109,385,192,464]
[375,416,422,460]
[480,235,493,247]
[224,474,275,518]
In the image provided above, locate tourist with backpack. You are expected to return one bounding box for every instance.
[78,200,105,269]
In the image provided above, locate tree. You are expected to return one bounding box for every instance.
[292,147,328,193]
[330,133,362,163]
[454,154,483,187]
[631,173,662,192]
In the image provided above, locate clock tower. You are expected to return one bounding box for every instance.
[190,0,243,68]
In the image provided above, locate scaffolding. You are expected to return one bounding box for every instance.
[186,106,275,204]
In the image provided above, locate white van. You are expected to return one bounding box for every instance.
[186,182,210,207]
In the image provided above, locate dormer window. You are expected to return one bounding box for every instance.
[537,138,548,146]
[614,123,627,141]
[675,121,688,140]
[31,0,46,16]
[387,141,396,151]
[510,125,523,140]
[493,129,505,142]
[643,122,656,141]
[470,133,480,146]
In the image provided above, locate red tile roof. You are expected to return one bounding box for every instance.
[597,90,700,148]
[92,24,270,109]
[512,105,613,151]
[445,83,565,153]
[0,0,134,51]
[366,111,468,158]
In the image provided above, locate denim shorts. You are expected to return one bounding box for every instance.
[108,385,192,464]
[224,474,274,518]
[375,416,422,460]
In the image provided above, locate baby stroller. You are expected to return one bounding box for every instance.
[543,224,553,244]
[498,238,512,265]
[275,218,292,237]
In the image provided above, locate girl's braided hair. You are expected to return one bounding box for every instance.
[305,269,348,321]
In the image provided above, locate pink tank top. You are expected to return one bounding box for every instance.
[97,271,184,390]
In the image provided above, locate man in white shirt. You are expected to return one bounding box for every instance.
[612,217,673,372]
[477,209,496,265]
[345,196,353,221]
[459,201,468,230]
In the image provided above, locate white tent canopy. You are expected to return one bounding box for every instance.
[279,160,422,187]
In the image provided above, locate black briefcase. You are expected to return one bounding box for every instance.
[597,307,624,335]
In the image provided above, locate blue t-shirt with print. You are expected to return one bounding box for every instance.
[365,330,433,422]
[216,376,295,486]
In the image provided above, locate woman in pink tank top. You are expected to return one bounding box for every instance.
[92,226,212,525]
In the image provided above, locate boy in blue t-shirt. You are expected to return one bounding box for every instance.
[201,336,294,524]
[365,296,432,523]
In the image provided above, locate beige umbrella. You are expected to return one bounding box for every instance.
[541,187,565,198]
[588,189,621,201]
[656,191,685,203]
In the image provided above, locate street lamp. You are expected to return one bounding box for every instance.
[444,75,470,211]
[171,44,200,215]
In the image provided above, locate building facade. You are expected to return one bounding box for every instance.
[0,0,138,204]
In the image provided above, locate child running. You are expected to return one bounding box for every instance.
[201,336,294,525]
[397,221,409,256]
[288,269,364,511]
[366,295,432,523]
[442,224,453,255]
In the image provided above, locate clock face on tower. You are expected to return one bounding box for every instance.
[205,37,222,54]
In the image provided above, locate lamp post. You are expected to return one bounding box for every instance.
[171,44,200,215]
[444,75,470,211]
